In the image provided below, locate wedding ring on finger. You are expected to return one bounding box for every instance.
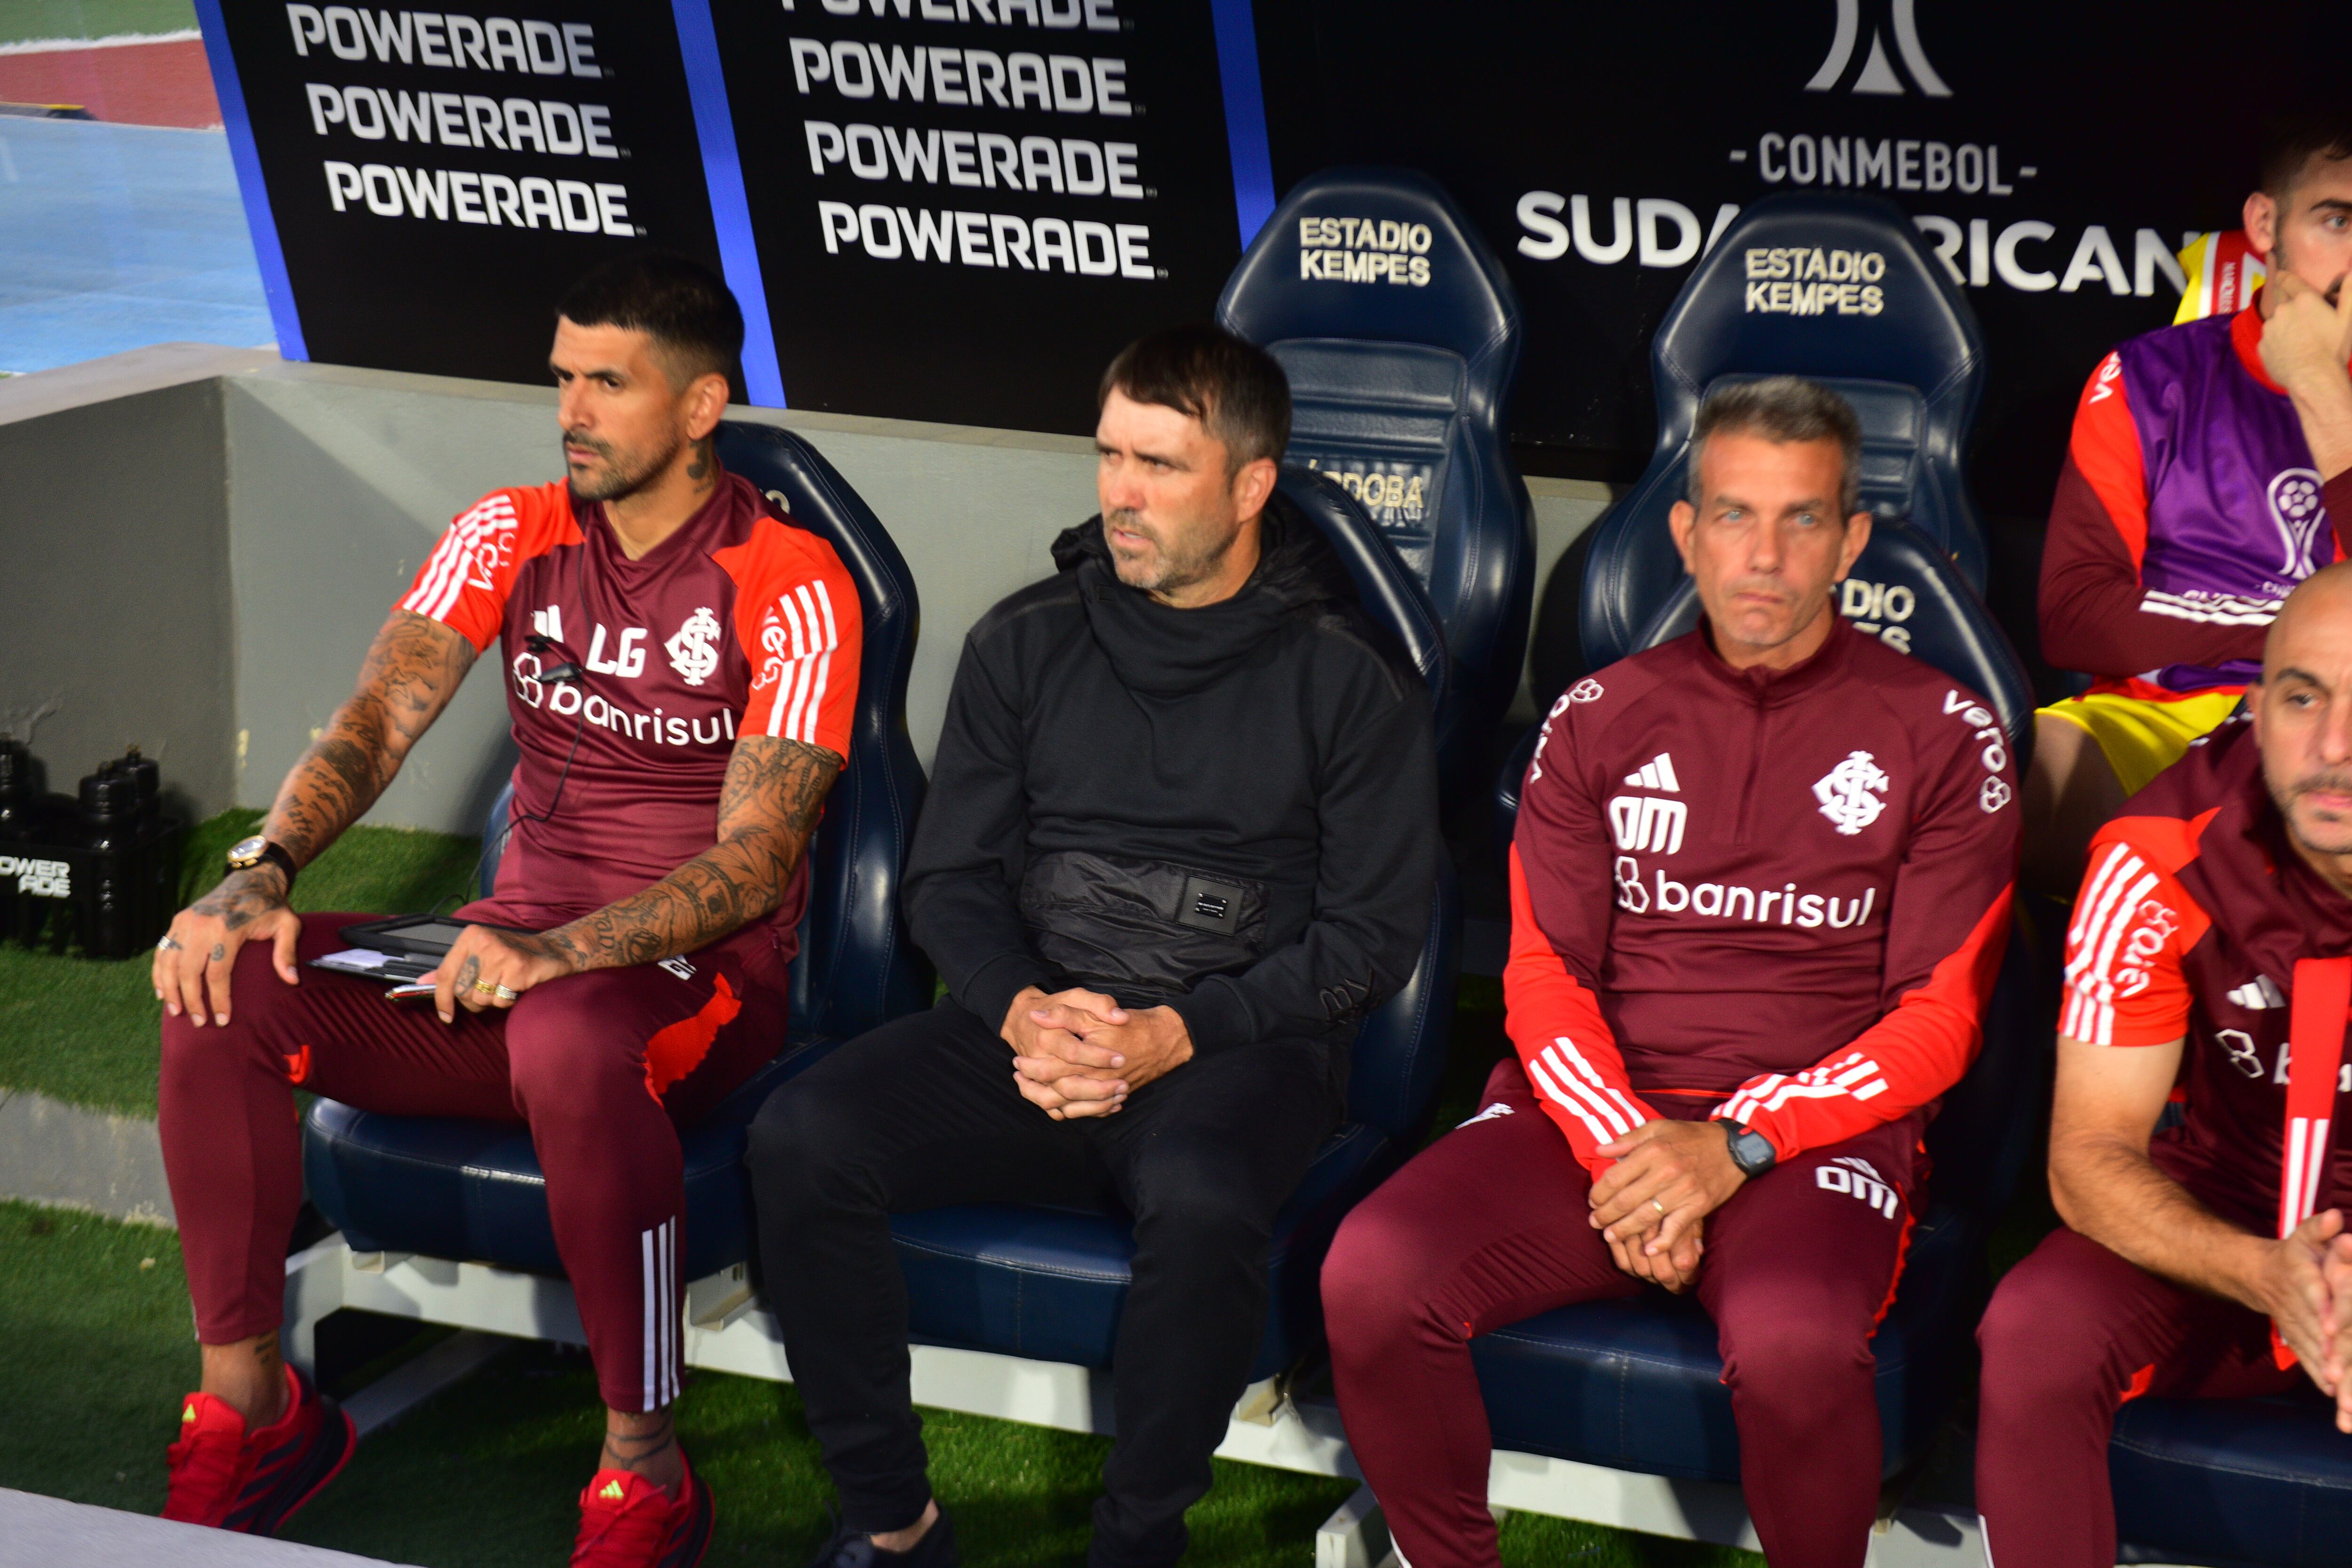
[1652,1198,1666,1216]
[472,979,497,996]
[156,936,182,952]
[493,984,519,1002]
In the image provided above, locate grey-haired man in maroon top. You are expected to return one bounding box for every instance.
[1323,377,2020,1568]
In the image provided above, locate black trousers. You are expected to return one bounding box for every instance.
[747,999,1344,1568]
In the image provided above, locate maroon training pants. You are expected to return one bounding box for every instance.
[1322,1058,1923,1568]
[158,913,786,1413]
[1975,1225,2300,1568]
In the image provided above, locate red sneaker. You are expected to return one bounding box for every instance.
[571,1458,714,1568]
[163,1364,355,1533]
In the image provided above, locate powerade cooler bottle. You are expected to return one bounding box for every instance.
[77,760,142,960]
[0,740,28,943]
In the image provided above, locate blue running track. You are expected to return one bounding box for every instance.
[0,117,271,375]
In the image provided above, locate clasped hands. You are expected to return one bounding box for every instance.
[2262,1210,2352,1434]
[1001,985,1193,1120]
[1587,1118,1750,1295]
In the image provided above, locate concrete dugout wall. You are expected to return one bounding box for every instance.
[0,347,1606,833]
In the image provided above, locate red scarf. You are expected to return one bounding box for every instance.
[2273,957,2349,1368]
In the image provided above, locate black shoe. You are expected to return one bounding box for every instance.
[806,1506,958,1568]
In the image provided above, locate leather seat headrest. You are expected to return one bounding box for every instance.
[1650,191,1984,439]
[1218,166,1522,412]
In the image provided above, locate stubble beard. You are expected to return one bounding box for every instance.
[2269,229,2347,309]
[2269,764,2352,861]
[564,429,683,504]
[1105,507,1235,598]
[1709,577,1818,655]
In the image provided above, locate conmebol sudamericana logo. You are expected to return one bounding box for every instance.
[1806,0,1950,97]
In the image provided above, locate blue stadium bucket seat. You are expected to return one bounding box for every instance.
[1484,514,2042,1485]
[2111,1393,2352,1564]
[885,467,1461,1382]
[302,422,930,1284]
[1540,191,1990,705]
[1217,167,1533,807]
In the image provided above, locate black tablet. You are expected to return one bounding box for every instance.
[338,914,473,958]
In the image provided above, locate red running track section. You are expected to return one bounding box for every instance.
[0,40,221,129]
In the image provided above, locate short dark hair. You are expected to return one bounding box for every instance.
[2260,106,2352,205]
[1688,376,1863,519]
[1099,324,1290,472]
[557,252,744,391]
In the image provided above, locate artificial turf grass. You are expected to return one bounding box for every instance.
[0,808,480,1117]
[0,1201,190,1518]
[0,830,1775,1566]
[0,1202,1750,1568]
[0,0,198,47]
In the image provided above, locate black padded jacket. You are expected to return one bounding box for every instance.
[903,493,1440,1055]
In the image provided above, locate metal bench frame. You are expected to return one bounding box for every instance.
[280,1232,2092,1568]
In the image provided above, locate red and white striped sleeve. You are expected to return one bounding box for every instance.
[723,516,863,759]
[397,489,536,651]
[2057,820,2210,1048]
[1714,712,2021,1161]
[1505,703,1660,1178]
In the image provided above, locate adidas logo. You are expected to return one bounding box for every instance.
[599,1480,627,1502]
[183,1404,197,1425]
[1624,752,1681,793]
[2226,976,2286,1011]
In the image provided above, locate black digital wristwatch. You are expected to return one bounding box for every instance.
[1715,1118,1778,1178]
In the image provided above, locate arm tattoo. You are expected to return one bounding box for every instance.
[190,865,293,931]
[263,611,475,867]
[529,737,841,974]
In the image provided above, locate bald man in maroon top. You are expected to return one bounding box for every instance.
[1977,566,2352,1568]
[1323,379,2019,1568]
[146,256,857,1568]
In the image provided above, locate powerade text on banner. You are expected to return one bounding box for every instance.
[209,4,727,386]
[702,0,1249,433]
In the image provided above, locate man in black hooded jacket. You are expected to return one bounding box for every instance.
[750,325,1439,1568]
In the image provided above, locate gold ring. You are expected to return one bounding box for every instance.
[493,984,520,1002]
[1651,1198,1666,1216]
[472,979,497,995]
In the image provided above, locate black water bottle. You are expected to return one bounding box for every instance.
[0,740,31,838]
[112,746,161,826]
[0,741,27,942]
[78,763,142,958]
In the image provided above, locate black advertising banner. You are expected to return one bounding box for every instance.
[197,1,2333,515]
[1251,0,2330,511]
[704,0,1250,434]
[206,3,726,386]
